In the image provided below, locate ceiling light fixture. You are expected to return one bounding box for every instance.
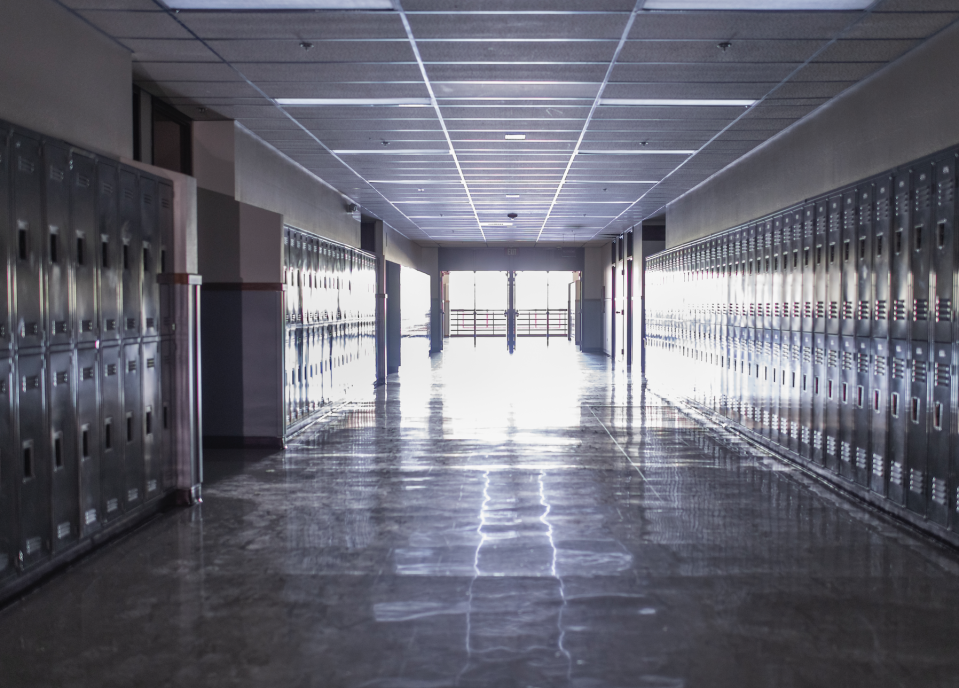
[577,150,695,155]
[600,98,755,107]
[505,134,526,140]
[482,223,513,227]
[505,194,520,198]
[164,0,393,8]
[276,98,432,107]
[332,150,451,155]
[644,0,871,8]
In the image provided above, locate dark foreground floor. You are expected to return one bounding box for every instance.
[2,338,959,688]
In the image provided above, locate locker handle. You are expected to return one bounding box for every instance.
[910,397,921,424]
[937,220,947,249]
[891,393,899,418]
[915,225,923,252]
[22,441,34,479]
[18,229,27,261]
[934,401,943,431]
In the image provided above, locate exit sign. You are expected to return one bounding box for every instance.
[505,248,518,255]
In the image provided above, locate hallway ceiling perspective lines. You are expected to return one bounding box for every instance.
[63,0,959,244]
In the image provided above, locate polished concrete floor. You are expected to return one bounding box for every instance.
[3,337,959,687]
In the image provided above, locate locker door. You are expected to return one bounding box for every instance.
[891,171,912,341]
[799,331,814,459]
[772,217,784,332]
[16,353,50,569]
[48,350,79,552]
[72,153,98,344]
[160,340,174,491]
[140,174,159,337]
[840,191,858,338]
[0,127,11,351]
[141,341,161,501]
[888,341,909,505]
[873,178,893,339]
[771,329,783,446]
[99,344,124,521]
[76,347,101,536]
[870,339,890,496]
[856,183,875,339]
[158,182,174,337]
[123,343,143,508]
[814,200,828,334]
[786,211,802,333]
[906,342,930,515]
[757,224,769,331]
[933,154,956,343]
[852,337,872,486]
[761,328,773,441]
[801,204,816,333]
[97,161,121,342]
[119,168,141,337]
[746,224,757,330]
[928,342,953,527]
[788,331,802,453]
[0,357,16,579]
[826,195,843,336]
[912,163,935,343]
[43,141,73,348]
[12,132,44,350]
[813,333,828,467]
[837,336,856,478]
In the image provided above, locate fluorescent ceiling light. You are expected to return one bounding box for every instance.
[165,0,392,7]
[644,0,870,8]
[577,150,695,155]
[505,194,521,198]
[276,98,431,107]
[333,150,451,155]
[601,98,755,107]
[482,223,514,227]
[505,134,526,140]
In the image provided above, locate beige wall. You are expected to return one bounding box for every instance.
[0,0,132,159]
[667,18,959,248]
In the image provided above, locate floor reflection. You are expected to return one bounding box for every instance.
[1,338,958,688]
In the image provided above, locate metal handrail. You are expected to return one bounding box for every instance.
[450,308,568,337]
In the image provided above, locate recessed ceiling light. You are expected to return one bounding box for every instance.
[276,98,431,107]
[164,0,392,7]
[644,0,870,8]
[505,194,520,198]
[505,134,526,140]
[577,150,695,155]
[482,223,514,227]
[332,150,451,155]
[600,98,755,107]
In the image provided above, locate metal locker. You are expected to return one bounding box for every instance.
[814,200,828,334]
[759,328,772,441]
[47,350,79,552]
[158,182,174,337]
[770,329,783,445]
[140,174,159,337]
[159,339,174,491]
[891,170,913,341]
[870,339,890,496]
[99,344,125,521]
[119,167,141,338]
[913,162,935,343]
[933,154,956,343]
[812,333,828,468]
[772,216,784,332]
[873,178,893,339]
[905,342,930,516]
[927,342,953,527]
[758,223,770,331]
[746,224,757,330]
[12,132,44,350]
[887,340,909,505]
[826,195,843,336]
[799,331,814,459]
[76,347,101,536]
[836,336,856,478]
[856,183,875,339]
[0,127,11,352]
[743,328,756,432]
[16,353,50,569]
[731,229,742,328]
[801,204,816,333]
[0,357,16,579]
[72,153,98,344]
[786,331,801,453]
[43,141,73,348]
[840,191,858,338]
[97,161,121,342]
[141,341,161,501]
[122,342,143,508]
[852,337,873,487]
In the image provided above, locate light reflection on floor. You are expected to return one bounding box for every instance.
[1,337,959,687]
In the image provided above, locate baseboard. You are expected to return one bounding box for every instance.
[203,435,285,449]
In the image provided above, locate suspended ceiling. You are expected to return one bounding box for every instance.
[57,0,959,245]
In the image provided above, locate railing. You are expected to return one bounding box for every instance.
[450,309,568,337]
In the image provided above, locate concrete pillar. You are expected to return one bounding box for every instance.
[422,247,443,354]
[386,261,401,374]
[581,245,609,353]
[374,220,387,384]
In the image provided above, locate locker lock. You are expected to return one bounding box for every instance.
[15,550,23,572]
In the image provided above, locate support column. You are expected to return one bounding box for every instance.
[374,220,387,384]
[386,261,401,374]
[425,247,443,354]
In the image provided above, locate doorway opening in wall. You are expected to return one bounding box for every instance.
[448,271,577,349]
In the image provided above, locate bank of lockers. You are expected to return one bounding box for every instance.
[0,118,176,588]
[645,143,959,541]
[283,226,376,435]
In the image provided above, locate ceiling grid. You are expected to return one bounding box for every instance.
[55,0,959,245]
